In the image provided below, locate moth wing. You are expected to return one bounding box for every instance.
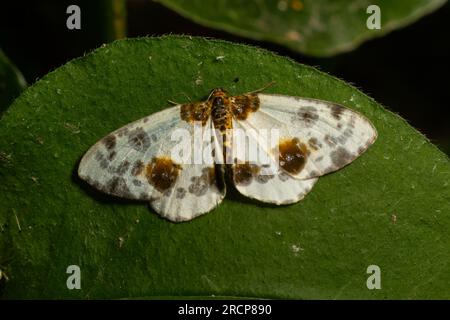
[231,118,318,205]
[78,106,179,201]
[248,93,378,180]
[150,162,225,222]
[150,122,226,222]
[78,105,225,222]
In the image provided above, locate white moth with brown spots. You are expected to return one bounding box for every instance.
[78,88,377,222]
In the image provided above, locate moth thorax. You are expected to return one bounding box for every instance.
[212,99,232,132]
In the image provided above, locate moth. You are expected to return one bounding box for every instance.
[78,87,377,222]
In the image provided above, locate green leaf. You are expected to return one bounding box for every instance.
[0,49,26,116]
[158,0,447,56]
[0,36,449,299]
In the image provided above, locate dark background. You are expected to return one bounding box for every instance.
[1,0,449,154]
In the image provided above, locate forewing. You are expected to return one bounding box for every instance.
[78,106,179,201]
[249,93,377,180]
[78,105,225,222]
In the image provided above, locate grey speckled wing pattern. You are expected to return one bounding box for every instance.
[78,106,225,222]
[78,88,377,222]
[230,93,377,205]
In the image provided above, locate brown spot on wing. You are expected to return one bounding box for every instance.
[131,160,144,176]
[331,104,345,120]
[256,174,274,184]
[330,147,353,168]
[128,127,151,152]
[336,127,354,144]
[103,135,116,150]
[308,137,321,150]
[117,127,129,137]
[105,176,133,198]
[278,171,290,182]
[98,135,118,165]
[180,102,211,126]
[188,167,216,196]
[231,94,260,120]
[116,160,130,175]
[108,151,117,161]
[95,151,109,169]
[233,162,260,186]
[293,106,318,127]
[145,157,181,193]
[176,187,186,199]
[278,138,309,175]
[324,134,338,148]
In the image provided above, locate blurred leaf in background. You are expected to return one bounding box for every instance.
[1,36,449,299]
[0,0,126,84]
[0,49,26,115]
[100,0,128,41]
[157,0,447,56]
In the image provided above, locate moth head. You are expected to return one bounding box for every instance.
[209,88,230,107]
[209,88,229,99]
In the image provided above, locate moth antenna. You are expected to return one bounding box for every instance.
[206,90,215,101]
[167,100,179,105]
[244,81,276,95]
[180,92,192,102]
[168,92,192,105]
